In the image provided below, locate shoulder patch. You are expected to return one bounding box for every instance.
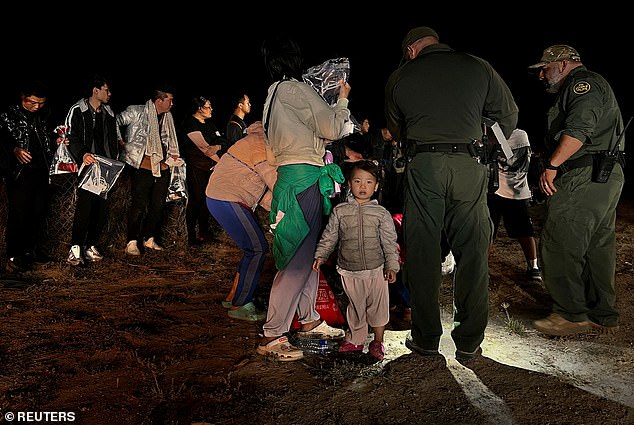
[573,81,591,95]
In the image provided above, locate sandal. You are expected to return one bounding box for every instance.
[369,341,385,361]
[256,336,304,361]
[296,320,345,340]
[338,340,364,353]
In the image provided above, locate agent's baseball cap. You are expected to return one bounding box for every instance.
[528,45,581,69]
[401,26,439,57]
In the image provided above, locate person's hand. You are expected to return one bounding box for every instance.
[385,269,397,283]
[56,136,69,145]
[83,153,97,165]
[13,147,32,164]
[338,79,351,99]
[539,169,558,196]
[312,258,323,272]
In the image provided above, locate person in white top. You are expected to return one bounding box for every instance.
[487,128,542,281]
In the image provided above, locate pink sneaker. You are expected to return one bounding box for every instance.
[369,341,385,361]
[338,340,363,353]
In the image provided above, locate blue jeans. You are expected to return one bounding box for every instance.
[206,198,269,306]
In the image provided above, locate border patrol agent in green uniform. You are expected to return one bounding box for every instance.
[384,27,518,361]
[529,45,625,337]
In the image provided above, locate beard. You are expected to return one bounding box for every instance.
[544,72,565,94]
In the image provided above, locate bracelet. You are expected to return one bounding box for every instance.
[545,162,559,171]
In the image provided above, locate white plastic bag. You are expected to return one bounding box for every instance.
[77,155,125,199]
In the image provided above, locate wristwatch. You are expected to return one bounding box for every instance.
[545,162,559,171]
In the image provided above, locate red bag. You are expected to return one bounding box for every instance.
[49,142,78,175]
[290,270,345,330]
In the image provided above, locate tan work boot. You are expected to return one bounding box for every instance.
[590,321,620,334]
[533,313,592,336]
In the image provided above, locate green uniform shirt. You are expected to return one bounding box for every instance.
[384,43,518,144]
[545,66,625,160]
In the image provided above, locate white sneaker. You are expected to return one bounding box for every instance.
[67,245,84,266]
[85,246,103,262]
[125,240,141,256]
[143,237,164,251]
[441,251,455,275]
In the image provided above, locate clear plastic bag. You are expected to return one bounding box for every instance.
[166,163,188,202]
[303,57,358,134]
[50,142,78,175]
[77,155,125,199]
[302,57,350,106]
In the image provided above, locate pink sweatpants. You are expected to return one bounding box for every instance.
[338,265,389,346]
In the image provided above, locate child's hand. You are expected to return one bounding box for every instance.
[385,270,396,283]
[312,258,323,273]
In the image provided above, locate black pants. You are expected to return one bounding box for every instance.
[127,168,170,242]
[383,170,405,214]
[5,167,49,259]
[71,187,108,247]
[185,165,213,241]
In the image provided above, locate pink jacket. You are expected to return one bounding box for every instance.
[205,122,277,211]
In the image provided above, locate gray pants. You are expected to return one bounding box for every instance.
[263,183,323,338]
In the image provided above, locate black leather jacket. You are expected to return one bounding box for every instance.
[0,105,54,178]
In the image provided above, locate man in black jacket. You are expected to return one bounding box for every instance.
[0,81,55,272]
[64,75,120,265]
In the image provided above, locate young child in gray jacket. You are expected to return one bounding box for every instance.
[313,160,400,361]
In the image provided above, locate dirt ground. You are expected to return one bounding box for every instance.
[0,185,633,424]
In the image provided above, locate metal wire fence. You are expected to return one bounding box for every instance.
[0,168,189,265]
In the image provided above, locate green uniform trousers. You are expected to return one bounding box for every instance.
[404,153,492,353]
[541,165,624,326]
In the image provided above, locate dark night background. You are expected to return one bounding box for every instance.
[2,8,631,198]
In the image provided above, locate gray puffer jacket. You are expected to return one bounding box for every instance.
[315,197,400,273]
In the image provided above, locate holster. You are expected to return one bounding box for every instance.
[487,162,499,193]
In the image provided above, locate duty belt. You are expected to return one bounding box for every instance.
[559,152,625,174]
[414,143,472,154]
[559,154,592,174]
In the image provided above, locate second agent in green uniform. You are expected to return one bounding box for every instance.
[529,45,625,337]
[384,26,518,361]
